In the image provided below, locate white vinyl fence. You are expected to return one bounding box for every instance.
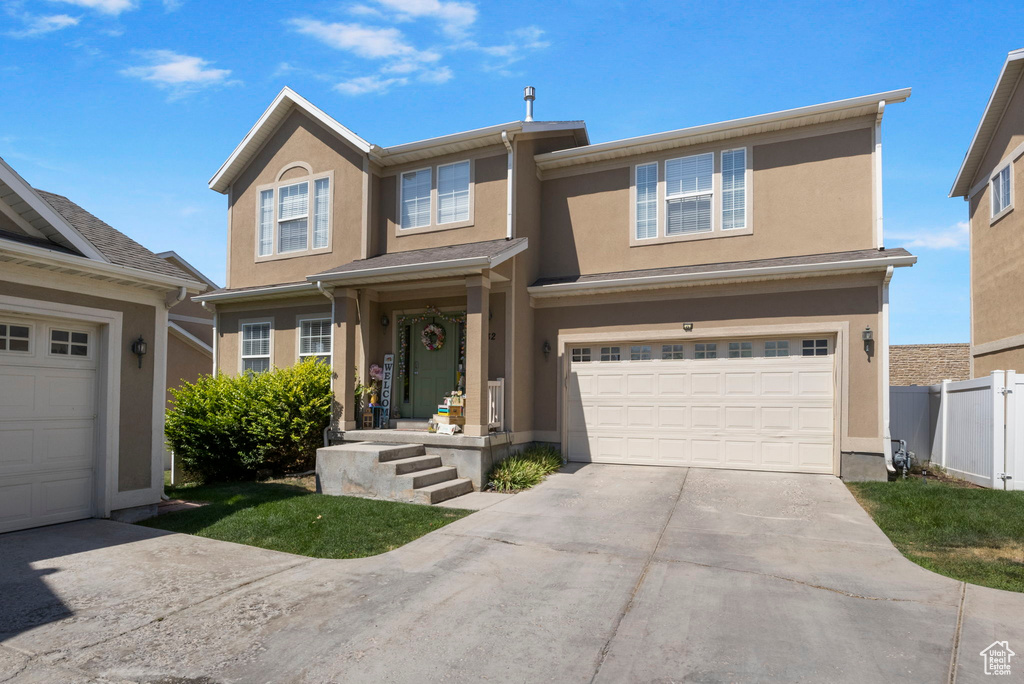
[889,370,1023,490]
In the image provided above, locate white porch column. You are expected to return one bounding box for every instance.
[464,273,491,437]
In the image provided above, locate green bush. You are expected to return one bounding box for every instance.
[165,360,332,483]
[488,445,563,492]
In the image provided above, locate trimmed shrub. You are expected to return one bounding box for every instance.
[488,445,563,492]
[165,360,332,482]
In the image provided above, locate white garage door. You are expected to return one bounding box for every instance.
[567,338,835,474]
[0,316,98,533]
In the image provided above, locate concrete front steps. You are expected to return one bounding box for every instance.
[316,442,473,504]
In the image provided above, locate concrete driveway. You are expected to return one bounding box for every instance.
[1,465,1022,683]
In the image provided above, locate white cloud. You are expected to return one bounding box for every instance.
[889,221,969,250]
[370,0,477,37]
[289,19,432,60]
[121,50,236,97]
[7,13,79,37]
[475,26,549,69]
[334,75,408,95]
[418,65,452,84]
[49,0,136,15]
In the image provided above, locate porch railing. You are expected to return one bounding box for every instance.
[488,378,505,431]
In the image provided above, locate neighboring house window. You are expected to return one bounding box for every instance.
[992,164,1012,217]
[437,161,470,224]
[298,318,331,364]
[665,152,713,235]
[242,322,271,373]
[600,346,621,361]
[802,339,829,357]
[765,340,789,357]
[571,347,591,362]
[401,168,432,229]
[635,163,658,240]
[661,344,684,360]
[630,345,651,361]
[256,171,331,258]
[728,341,752,358]
[0,323,30,353]
[694,343,717,359]
[50,329,88,356]
[721,148,746,230]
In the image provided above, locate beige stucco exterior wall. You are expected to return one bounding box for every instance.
[0,280,157,492]
[375,149,509,254]
[974,347,1024,378]
[531,280,884,448]
[166,332,211,406]
[538,125,875,279]
[216,297,331,375]
[227,109,366,289]
[971,76,1024,189]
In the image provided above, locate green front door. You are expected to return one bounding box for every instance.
[410,317,457,418]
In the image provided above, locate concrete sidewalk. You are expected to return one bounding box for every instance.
[1,464,1021,683]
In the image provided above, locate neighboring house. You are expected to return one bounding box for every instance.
[0,157,206,533]
[889,343,970,385]
[157,251,217,470]
[951,47,1024,377]
[195,85,914,486]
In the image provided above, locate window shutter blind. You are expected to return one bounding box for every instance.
[635,163,658,239]
[401,169,432,228]
[313,178,329,248]
[666,153,712,196]
[437,161,470,224]
[279,182,308,220]
[258,190,274,256]
[722,149,746,230]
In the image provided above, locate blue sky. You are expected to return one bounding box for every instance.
[1,0,1021,344]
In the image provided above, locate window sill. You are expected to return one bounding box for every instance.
[991,205,1014,226]
[255,245,333,263]
[629,225,753,247]
[395,218,475,237]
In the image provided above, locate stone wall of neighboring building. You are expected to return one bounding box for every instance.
[889,344,970,386]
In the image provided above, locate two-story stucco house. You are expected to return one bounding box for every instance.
[951,48,1024,377]
[195,86,914,496]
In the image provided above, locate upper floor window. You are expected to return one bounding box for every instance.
[632,148,749,244]
[992,164,1013,218]
[257,168,331,258]
[399,160,473,232]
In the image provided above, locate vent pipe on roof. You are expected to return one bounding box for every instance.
[523,86,535,122]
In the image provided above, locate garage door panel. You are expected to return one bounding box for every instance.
[568,347,835,474]
[0,428,34,467]
[43,423,94,465]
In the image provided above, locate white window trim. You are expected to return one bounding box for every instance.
[633,162,659,241]
[239,318,273,373]
[0,319,34,355]
[629,146,753,246]
[720,147,749,232]
[396,159,475,236]
[296,314,332,364]
[253,167,333,262]
[991,162,1014,223]
[436,160,473,226]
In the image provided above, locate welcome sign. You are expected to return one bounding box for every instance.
[381,353,394,417]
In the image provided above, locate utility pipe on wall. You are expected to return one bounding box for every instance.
[501,130,515,240]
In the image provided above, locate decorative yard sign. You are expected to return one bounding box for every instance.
[380,353,395,416]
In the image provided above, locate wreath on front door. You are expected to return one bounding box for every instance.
[421,323,446,351]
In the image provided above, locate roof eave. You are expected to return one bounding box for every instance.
[527,254,917,298]
[950,49,1024,198]
[193,281,316,304]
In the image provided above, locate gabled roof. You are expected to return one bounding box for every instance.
[208,87,588,193]
[156,250,220,289]
[0,156,106,261]
[209,87,373,194]
[534,89,910,174]
[950,48,1024,198]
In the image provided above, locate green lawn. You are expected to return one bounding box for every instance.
[848,479,1024,593]
[140,478,472,559]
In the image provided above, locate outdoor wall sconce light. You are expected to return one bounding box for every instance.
[542,340,551,359]
[862,326,873,354]
[380,314,390,328]
[131,335,147,369]
[683,323,694,332]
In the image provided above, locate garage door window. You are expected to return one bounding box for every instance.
[728,341,752,358]
[571,347,591,362]
[802,339,829,357]
[765,340,789,357]
[600,346,621,361]
[630,345,651,361]
[50,329,88,357]
[661,344,684,360]
[0,323,30,353]
[694,343,717,359]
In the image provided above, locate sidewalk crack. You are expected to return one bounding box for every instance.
[947,582,967,684]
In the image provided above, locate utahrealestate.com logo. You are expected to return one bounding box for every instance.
[980,641,1015,676]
